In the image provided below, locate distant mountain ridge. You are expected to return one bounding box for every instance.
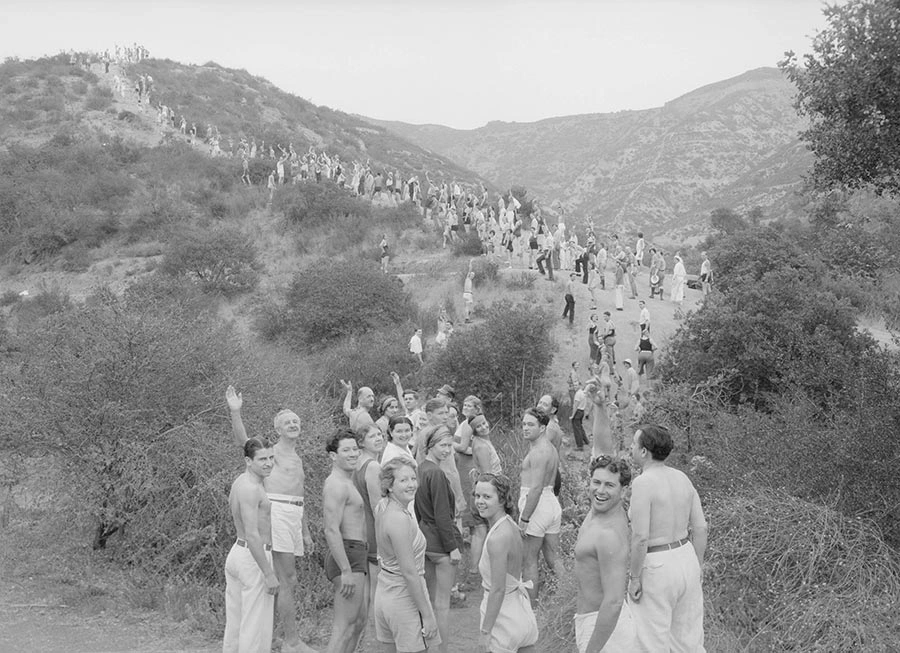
[364,68,811,240]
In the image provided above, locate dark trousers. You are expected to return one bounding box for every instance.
[575,253,590,283]
[572,410,588,450]
[563,293,575,324]
[536,251,554,280]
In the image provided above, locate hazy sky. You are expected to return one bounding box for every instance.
[2,0,831,129]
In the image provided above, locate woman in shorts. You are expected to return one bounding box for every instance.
[473,473,538,653]
[414,426,461,653]
[375,458,440,653]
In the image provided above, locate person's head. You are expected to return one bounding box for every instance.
[273,409,301,441]
[243,437,274,478]
[603,311,611,319]
[380,457,418,501]
[467,271,475,280]
[425,397,450,426]
[639,300,646,309]
[326,428,360,471]
[468,413,490,438]
[588,455,630,514]
[473,473,516,521]
[422,425,454,461]
[398,388,418,413]
[623,359,632,368]
[357,386,375,409]
[461,395,483,418]
[357,425,384,456]
[379,396,400,417]
[537,394,559,417]
[387,415,414,445]
[632,424,674,465]
[571,361,579,370]
[702,251,708,259]
[637,231,643,238]
[436,384,456,401]
[414,328,423,337]
[521,407,549,441]
[590,312,599,324]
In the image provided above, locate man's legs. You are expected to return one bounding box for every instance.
[572,410,587,450]
[540,533,566,580]
[272,551,315,652]
[224,547,275,653]
[547,253,554,281]
[536,252,546,275]
[325,572,368,653]
[521,534,543,602]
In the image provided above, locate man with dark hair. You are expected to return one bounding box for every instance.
[629,425,708,653]
[573,456,638,652]
[226,388,315,653]
[224,437,278,653]
[323,428,368,652]
[518,407,565,601]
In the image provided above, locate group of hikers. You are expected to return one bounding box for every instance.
[224,362,707,653]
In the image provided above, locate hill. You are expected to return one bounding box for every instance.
[364,68,811,241]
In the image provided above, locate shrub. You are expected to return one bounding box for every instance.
[465,257,499,285]
[273,258,417,348]
[161,224,262,296]
[85,86,114,111]
[427,300,554,418]
[450,230,484,257]
[0,290,20,306]
[275,181,372,228]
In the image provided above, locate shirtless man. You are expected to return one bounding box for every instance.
[322,429,368,653]
[340,381,376,433]
[223,438,278,653]
[517,408,565,601]
[629,424,708,652]
[573,456,638,652]
[226,387,315,653]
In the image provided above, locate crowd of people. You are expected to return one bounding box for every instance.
[223,365,707,653]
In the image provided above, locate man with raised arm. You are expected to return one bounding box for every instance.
[629,424,708,652]
[340,380,376,433]
[517,408,565,602]
[573,455,638,652]
[322,429,369,653]
[223,437,279,653]
[225,387,315,653]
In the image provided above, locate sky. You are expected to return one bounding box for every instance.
[2,0,832,130]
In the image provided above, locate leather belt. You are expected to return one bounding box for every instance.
[647,537,690,554]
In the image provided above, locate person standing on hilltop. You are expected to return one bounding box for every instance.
[671,254,686,306]
[225,388,317,653]
[635,232,646,268]
[629,424,708,653]
[700,251,713,297]
[563,273,578,326]
[380,234,390,274]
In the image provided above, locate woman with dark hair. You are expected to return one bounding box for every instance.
[467,414,503,571]
[354,425,384,625]
[382,415,416,467]
[415,426,461,653]
[375,396,402,437]
[473,473,538,653]
[374,458,440,653]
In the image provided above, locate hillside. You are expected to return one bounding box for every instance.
[364,68,812,241]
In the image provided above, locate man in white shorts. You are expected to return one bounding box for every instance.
[573,455,637,652]
[517,408,565,602]
[226,387,316,653]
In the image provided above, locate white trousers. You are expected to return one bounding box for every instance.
[223,544,274,653]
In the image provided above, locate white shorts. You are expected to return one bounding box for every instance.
[575,601,637,653]
[268,494,305,556]
[463,292,473,304]
[518,486,561,536]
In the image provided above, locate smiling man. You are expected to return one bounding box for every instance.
[573,456,637,652]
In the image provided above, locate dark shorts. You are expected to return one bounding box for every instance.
[324,539,369,581]
[450,225,459,232]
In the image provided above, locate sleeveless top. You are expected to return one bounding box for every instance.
[478,515,533,596]
[474,438,503,474]
[376,499,426,577]
[352,458,377,557]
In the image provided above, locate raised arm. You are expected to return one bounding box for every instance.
[390,372,404,410]
[340,379,353,419]
[226,385,249,446]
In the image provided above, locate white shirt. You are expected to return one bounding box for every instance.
[409,333,423,355]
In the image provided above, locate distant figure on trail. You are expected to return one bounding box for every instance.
[463,270,475,323]
[380,234,389,274]
[225,387,317,653]
[670,254,686,305]
[241,155,251,186]
[223,437,278,653]
[700,251,712,297]
[267,170,276,203]
[629,424,708,653]
[573,456,638,652]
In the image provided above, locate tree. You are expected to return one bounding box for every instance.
[780,0,900,195]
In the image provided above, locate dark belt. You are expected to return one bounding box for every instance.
[647,537,690,554]
[236,538,272,551]
[270,497,304,506]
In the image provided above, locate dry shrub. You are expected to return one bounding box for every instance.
[705,488,900,652]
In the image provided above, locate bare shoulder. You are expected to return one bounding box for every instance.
[323,472,349,497]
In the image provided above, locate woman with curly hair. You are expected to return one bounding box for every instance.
[473,473,538,653]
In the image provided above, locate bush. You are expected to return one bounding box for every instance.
[85,86,114,111]
[427,300,555,418]
[161,224,262,296]
[272,258,417,348]
[274,181,372,228]
[450,230,484,257]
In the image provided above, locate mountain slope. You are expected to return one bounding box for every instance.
[365,68,811,239]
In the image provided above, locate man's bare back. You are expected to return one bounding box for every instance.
[632,466,697,547]
[521,438,558,489]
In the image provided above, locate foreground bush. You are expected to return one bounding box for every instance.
[269,258,417,347]
[427,300,554,417]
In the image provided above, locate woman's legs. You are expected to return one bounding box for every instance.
[426,555,455,653]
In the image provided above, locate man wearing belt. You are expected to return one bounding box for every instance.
[628,424,708,652]
[224,437,278,653]
[226,387,315,653]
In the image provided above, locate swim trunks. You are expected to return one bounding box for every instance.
[324,539,369,581]
[518,486,562,536]
[268,494,305,556]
